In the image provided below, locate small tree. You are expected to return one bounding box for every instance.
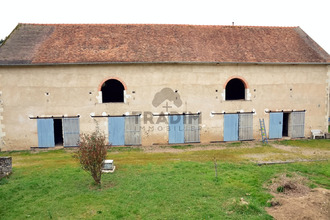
[74,130,108,185]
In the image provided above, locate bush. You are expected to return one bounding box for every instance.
[74,130,108,185]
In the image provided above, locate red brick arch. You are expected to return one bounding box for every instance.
[98,77,127,91]
[223,76,249,89]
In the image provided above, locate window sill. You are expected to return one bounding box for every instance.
[99,102,126,104]
[224,99,251,102]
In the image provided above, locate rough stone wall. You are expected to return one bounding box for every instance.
[327,65,330,126]
[0,157,12,176]
[0,64,328,150]
[0,91,4,150]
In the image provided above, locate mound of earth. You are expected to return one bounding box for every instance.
[266,173,330,220]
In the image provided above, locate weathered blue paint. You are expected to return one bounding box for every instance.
[37,118,55,148]
[224,114,239,141]
[269,112,283,139]
[108,117,125,146]
[169,115,184,144]
[62,118,80,147]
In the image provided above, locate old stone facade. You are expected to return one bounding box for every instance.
[0,24,329,150]
[0,63,328,150]
[0,157,12,177]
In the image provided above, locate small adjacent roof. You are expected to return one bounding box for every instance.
[0,23,329,65]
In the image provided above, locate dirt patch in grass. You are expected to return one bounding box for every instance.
[272,144,330,158]
[243,152,294,161]
[142,145,228,153]
[141,142,258,153]
[266,173,330,220]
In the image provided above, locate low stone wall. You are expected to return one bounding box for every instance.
[0,157,12,178]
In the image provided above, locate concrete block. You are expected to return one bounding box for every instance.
[325,133,330,139]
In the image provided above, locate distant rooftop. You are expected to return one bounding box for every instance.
[0,23,329,65]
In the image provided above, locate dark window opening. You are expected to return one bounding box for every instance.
[101,79,125,103]
[54,119,63,146]
[225,78,245,100]
[282,113,290,137]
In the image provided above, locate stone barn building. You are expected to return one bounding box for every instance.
[0,23,329,151]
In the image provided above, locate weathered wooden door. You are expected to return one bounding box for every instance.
[62,118,80,147]
[269,112,283,139]
[224,114,239,141]
[108,117,125,146]
[169,115,184,144]
[290,112,305,138]
[125,116,141,145]
[184,115,200,143]
[239,113,253,140]
[37,118,55,148]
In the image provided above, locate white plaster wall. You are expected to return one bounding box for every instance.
[0,63,328,150]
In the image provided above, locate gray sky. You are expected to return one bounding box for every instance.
[1,0,329,53]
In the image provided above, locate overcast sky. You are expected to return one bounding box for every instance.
[1,0,329,53]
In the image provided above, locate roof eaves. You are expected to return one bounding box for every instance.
[1,61,329,67]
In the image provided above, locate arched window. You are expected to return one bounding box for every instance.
[225,78,245,100]
[101,79,125,103]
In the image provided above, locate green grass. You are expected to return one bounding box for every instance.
[0,141,329,219]
[163,141,251,150]
[110,146,142,152]
[274,139,330,150]
[169,144,193,149]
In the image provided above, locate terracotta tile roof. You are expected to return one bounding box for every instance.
[0,23,329,65]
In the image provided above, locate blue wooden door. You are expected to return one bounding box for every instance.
[169,115,184,144]
[108,117,125,146]
[224,114,239,141]
[62,118,80,147]
[37,118,55,148]
[269,112,283,139]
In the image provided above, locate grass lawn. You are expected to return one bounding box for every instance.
[0,141,329,219]
[274,139,330,150]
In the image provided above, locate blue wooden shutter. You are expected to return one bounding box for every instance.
[184,115,200,143]
[62,118,80,147]
[108,117,125,146]
[125,116,141,145]
[224,114,239,141]
[290,112,305,138]
[269,112,283,139]
[37,118,55,148]
[169,115,184,144]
